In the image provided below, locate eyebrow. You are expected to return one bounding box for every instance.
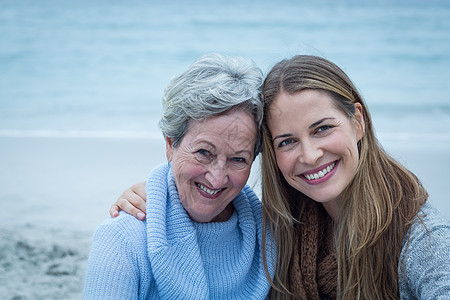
[197,140,252,156]
[234,149,253,157]
[272,133,293,141]
[272,117,335,141]
[196,140,216,149]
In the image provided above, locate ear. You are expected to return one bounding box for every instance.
[165,136,174,162]
[353,103,365,141]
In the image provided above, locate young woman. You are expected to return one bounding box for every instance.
[260,55,449,299]
[112,55,450,299]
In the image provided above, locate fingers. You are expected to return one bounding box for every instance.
[116,196,146,220]
[132,181,147,204]
[110,181,147,220]
[129,182,147,212]
[109,205,120,218]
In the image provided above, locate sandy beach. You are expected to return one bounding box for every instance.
[0,135,449,299]
[0,135,167,299]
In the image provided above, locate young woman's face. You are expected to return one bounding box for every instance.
[267,89,364,216]
[166,109,257,222]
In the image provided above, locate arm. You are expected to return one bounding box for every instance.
[110,181,147,220]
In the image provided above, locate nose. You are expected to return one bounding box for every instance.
[205,159,228,188]
[298,139,323,166]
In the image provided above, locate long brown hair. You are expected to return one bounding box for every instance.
[261,55,428,299]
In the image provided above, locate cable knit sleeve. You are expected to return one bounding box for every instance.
[399,203,450,300]
[83,213,151,300]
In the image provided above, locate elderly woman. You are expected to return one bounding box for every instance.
[83,53,275,299]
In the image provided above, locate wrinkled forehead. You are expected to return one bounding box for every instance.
[188,110,257,146]
[194,109,256,132]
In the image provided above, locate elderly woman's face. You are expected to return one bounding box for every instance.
[166,109,257,222]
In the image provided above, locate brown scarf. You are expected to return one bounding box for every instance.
[290,202,337,300]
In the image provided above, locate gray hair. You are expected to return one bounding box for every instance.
[159,53,264,157]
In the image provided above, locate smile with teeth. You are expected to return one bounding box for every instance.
[196,182,223,195]
[303,162,336,181]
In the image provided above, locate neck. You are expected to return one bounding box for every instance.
[210,203,235,222]
[321,200,339,221]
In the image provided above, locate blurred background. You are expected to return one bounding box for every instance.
[0,0,449,298]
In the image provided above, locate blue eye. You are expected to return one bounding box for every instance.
[198,149,210,156]
[230,156,250,170]
[317,125,332,133]
[232,157,246,163]
[278,139,295,147]
[195,149,214,163]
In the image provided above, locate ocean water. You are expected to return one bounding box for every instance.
[1,0,449,142]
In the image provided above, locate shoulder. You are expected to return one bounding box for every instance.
[97,211,147,234]
[407,202,450,245]
[402,202,450,269]
[92,212,147,254]
[399,202,450,299]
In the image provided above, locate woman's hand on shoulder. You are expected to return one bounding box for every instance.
[110,181,147,220]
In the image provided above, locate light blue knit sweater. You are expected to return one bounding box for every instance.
[83,164,275,299]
